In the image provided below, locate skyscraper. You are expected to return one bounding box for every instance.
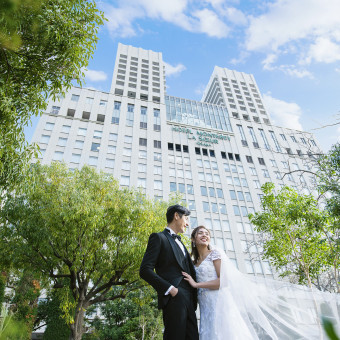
[31,43,321,277]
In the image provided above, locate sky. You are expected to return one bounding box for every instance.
[25,0,340,152]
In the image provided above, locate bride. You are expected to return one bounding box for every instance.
[182,225,340,340]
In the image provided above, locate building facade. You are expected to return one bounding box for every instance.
[31,43,321,277]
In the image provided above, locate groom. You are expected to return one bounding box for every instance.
[139,204,199,340]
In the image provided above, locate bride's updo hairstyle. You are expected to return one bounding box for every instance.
[191,226,211,265]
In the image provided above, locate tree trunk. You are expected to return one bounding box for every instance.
[69,303,86,340]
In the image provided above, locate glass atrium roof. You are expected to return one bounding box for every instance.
[165,95,232,132]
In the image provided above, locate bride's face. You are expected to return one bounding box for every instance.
[194,227,210,247]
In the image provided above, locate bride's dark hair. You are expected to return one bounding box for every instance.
[191,226,211,265]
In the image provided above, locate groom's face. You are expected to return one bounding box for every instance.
[175,213,189,234]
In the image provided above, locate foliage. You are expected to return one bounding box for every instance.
[249,183,332,288]
[36,291,70,340]
[317,143,340,214]
[0,0,105,193]
[10,271,40,339]
[322,316,340,340]
[0,305,26,340]
[0,162,170,339]
[86,287,163,340]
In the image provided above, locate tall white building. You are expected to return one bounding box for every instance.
[32,43,321,277]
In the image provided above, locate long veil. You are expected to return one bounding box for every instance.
[214,248,340,339]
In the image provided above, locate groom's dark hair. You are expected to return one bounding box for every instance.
[166,204,190,224]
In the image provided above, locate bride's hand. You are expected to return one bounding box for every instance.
[182,272,198,288]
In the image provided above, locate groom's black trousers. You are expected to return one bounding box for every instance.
[162,280,199,340]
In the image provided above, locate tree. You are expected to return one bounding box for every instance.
[0,0,105,193]
[249,183,334,289]
[86,287,163,340]
[0,162,170,340]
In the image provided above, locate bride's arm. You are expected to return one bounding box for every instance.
[182,259,221,290]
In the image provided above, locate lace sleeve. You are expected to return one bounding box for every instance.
[211,249,221,261]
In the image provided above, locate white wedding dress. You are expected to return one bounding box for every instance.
[195,248,340,340]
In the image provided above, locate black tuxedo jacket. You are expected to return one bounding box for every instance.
[139,229,197,310]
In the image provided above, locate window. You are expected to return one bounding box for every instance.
[241,178,248,187]
[53,151,63,161]
[211,161,218,170]
[188,200,196,210]
[139,138,147,147]
[82,111,90,121]
[233,206,241,216]
[177,169,184,178]
[224,163,230,172]
[301,137,307,145]
[237,125,247,145]
[78,128,87,136]
[109,133,118,141]
[138,163,146,173]
[209,150,215,157]
[219,204,227,214]
[230,190,237,200]
[154,153,162,161]
[216,188,224,198]
[139,150,147,159]
[202,149,208,156]
[154,166,162,175]
[88,156,98,166]
[246,156,253,163]
[71,153,81,163]
[57,137,67,146]
[270,159,277,167]
[71,94,79,102]
[234,177,241,186]
[51,106,60,114]
[40,135,50,144]
[213,174,221,183]
[200,186,208,196]
[282,161,288,169]
[258,158,265,165]
[208,187,215,197]
[100,100,107,106]
[269,131,281,152]
[311,140,316,146]
[262,169,270,178]
[154,180,162,191]
[154,140,161,149]
[93,130,102,139]
[286,148,293,155]
[91,142,100,152]
[226,176,233,185]
[237,222,244,233]
[238,165,244,174]
[206,173,213,182]
[187,184,194,194]
[168,143,174,151]
[140,107,147,129]
[120,176,130,186]
[259,129,270,149]
[185,171,192,179]
[175,144,181,152]
[291,136,297,143]
[245,192,252,202]
[123,148,132,156]
[237,191,245,201]
[221,151,227,159]
[170,182,176,192]
[280,133,286,141]
[102,157,114,169]
[203,201,210,212]
[226,239,234,251]
[153,109,161,131]
[211,203,218,213]
[253,180,260,188]
[86,97,94,105]
[228,153,234,160]
[274,171,281,179]
[126,104,134,126]
[222,220,230,231]
[249,167,257,175]
[61,125,71,134]
[74,140,84,149]
[245,260,254,274]
[45,122,55,131]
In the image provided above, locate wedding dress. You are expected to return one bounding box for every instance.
[195,248,340,340]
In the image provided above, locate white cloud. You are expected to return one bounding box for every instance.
[164,61,186,76]
[244,0,340,76]
[102,0,234,39]
[192,9,229,38]
[84,69,108,82]
[262,93,303,130]
[305,37,340,64]
[246,0,340,52]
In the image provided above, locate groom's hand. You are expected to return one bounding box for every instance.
[169,287,178,297]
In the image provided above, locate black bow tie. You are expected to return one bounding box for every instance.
[171,234,181,241]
